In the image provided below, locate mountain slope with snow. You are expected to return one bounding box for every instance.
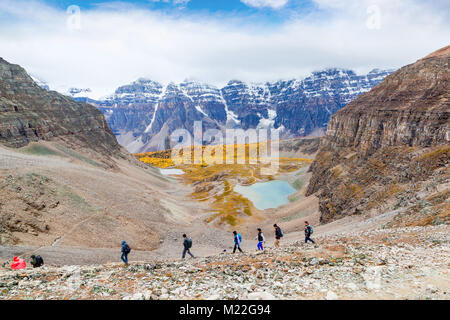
[49,68,393,153]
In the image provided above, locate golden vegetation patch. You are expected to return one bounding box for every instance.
[135,143,313,168]
[135,149,174,168]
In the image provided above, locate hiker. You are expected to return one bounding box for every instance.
[273,224,283,248]
[304,221,315,244]
[233,231,243,253]
[255,228,265,250]
[121,240,131,265]
[30,255,44,268]
[182,234,195,259]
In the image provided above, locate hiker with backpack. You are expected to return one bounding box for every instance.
[182,234,195,259]
[121,240,131,265]
[255,228,265,251]
[304,221,315,244]
[233,231,244,253]
[30,255,44,268]
[274,224,283,248]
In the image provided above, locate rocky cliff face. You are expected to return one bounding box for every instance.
[307,46,450,224]
[0,58,121,157]
[88,69,392,152]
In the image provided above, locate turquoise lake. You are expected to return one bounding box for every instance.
[234,180,297,210]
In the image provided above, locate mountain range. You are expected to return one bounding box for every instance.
[57,68,393,153]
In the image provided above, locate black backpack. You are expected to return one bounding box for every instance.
[258,232,264,242]
[35,256,44,267]
[124,244,131,254]
[186,238,193,249]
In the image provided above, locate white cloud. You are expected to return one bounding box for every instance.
[149,0,191,5]
[0,0,448,98]
[241,0,289,9]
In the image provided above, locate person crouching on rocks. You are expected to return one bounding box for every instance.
[121,240,131,265]
[182,234,195,259]
[255,228,265,251]
[233,231,244,253]
[304,221,315,244]
[30,255,44,268]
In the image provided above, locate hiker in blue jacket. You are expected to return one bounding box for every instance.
[233,231,244,253]
[182,234,195,259]
[121,240,131,265]
[304,221,315,244]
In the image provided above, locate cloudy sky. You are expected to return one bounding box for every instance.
[1,0,449,98]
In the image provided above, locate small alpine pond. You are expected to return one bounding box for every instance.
[234,180,297,210]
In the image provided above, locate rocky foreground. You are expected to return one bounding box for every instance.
[0,225,448,300]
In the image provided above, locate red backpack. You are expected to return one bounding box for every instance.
[11,257,26,270]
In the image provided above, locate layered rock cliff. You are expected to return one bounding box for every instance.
[0,58,122,158]
[307,46,450,224]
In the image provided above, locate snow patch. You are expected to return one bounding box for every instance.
[195,105,208,117]
[144,85,168,133]
[257,108,277,129]
[222,97,240,125]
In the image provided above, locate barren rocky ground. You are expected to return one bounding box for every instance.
[1,225,448,300]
